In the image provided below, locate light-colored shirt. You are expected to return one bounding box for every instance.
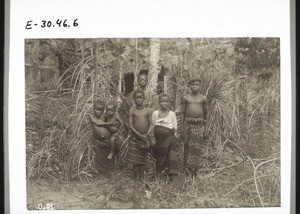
[152,110,177,130]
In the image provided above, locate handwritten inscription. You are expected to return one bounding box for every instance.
[36,202,54,210]
[26,19,79,29]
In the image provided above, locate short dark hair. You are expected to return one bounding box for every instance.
[188,78,201,85]
[159,93,170,102]
[139,69,149,76]
[133,89,145,98]
[138,73,148,78]
[106,100,117,109]
[94,99,105,107]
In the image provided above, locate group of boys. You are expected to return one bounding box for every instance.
[89,73,208,182]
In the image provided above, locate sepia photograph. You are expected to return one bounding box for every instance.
[25,38,280,210]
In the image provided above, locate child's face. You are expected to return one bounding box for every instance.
[189,81,200,93]
[159,97,169,110]
[105,104,116,117]
[94,104,105,118]
[134,92,144,106]
[138,75,148,87]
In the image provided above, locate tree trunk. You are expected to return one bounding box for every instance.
[237,76,248,143]
[165,72,177,110]
[133,38,139,89]
[145,38,161,102]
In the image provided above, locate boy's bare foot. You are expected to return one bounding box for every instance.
[185,168,193,177]
[169,174,178,182]
[139,173,144,183]
[133,167,139,182]
[107,153,113,159]
[192,169,197,178]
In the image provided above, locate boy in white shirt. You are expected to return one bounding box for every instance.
[152,93,179,182]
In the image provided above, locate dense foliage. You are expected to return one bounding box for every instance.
[25,38,280,208]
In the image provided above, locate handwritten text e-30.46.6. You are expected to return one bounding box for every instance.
[25,19,79,29]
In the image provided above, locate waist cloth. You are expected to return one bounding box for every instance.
[126,133,148,165]
[184,118,210,169]
[153,126,179,174]
[92,135,115,171]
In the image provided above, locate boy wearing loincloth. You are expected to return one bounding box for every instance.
[126,89,152,182]
[181,78,208,177]
[152,93,179,182]
[89,99,120,173]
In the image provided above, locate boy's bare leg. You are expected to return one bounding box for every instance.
[185,167,193,177]
[193,169,197,178]
[107,141,115,159]
[139,165,145,182]
[169,173,178,182]
[133,165,139,181]
[107,137,116,159]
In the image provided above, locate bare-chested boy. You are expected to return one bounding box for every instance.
[104,101,123,159]
[181,78,208,177]
[126,89,152,182]
[89,99,118,173]
[89,100,110,143]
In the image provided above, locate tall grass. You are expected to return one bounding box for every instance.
[26,92,95,182]
[26,38,280,207]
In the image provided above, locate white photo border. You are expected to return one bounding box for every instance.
[6,0,293,213]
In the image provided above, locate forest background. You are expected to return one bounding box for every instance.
[25,38,280,209]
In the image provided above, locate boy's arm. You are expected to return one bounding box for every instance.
[203,96,208,138]
[203,96,208,124]
[173,111,178,131]
[128,109,144,138]
[181,97,186,136]
[93,121,106,126]
[146,109,153,136]
[89,114,97,125]
[115,116,124,136]
[172,111,179,138]
[92,116,114,126]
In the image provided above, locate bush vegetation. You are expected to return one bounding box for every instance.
[25,38,280,208]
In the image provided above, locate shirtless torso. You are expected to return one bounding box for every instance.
[129,107,151,136]
[90,115,111,141]
[182,93,208,119]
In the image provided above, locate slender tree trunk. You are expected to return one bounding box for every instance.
[133,38,139,89]
[165,72,177,109]
[119,59,123,94]
[237,76,248,143]
[146,38,161,99]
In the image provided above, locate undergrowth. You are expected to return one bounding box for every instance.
[26,38,280,208]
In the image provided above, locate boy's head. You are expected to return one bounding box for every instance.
[133,89,145,106]
[188,78,201,93]
[93,99,105,118]
[105,101,117,117]
[159,93,170,109]
[138,73,148,88]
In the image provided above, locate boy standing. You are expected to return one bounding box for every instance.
[89,100,115,172]
[152,93,179,182]
[126,89,152,182]
[181,78,208,177]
